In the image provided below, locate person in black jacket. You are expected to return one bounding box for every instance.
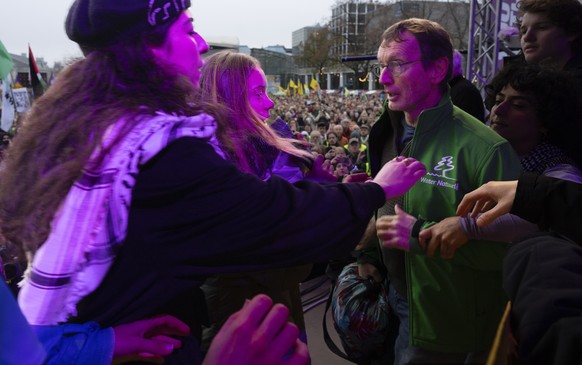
[457,173,582,365]
[449,49,485,123]
[0,1,427,364]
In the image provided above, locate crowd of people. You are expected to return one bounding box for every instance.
[0,0,581,364]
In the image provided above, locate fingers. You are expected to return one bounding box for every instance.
[134,339,175,359]
[426,231,441,258]
[255,303,290,343]
[410,161,427,177]
[143,314,190,337]
[312,154,324,166]
[345,172,369,183]
[476,209,498,227]
[148,334,184,349]
[394,204,403,215]
[240,294,274,328]
[418,228,430,250]
[268,322,301,361]
[284,340,310,365]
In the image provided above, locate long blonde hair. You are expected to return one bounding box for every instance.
[200,51,311,177]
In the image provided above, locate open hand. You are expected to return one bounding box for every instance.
[203,294,309,365]
[456,181,518,227]
[372,156,426,200]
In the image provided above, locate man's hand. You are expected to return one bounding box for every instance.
[113,314,190,364]
[376,205,417,251]
[419,216,468,259]
[371,156,426,200]
[203,294,309,365]
[456,181,518,227]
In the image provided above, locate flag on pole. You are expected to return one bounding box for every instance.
[289,79,297,89]
[1,72,16,132]
[298,80,304,95]
[0,40,13,81]
[29,44,47,99]
[310,78,319,91]
[304,83,310,95]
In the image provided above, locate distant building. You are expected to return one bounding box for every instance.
[203,36,240,58]
[292,26,323,57]
[251,48,295,93]
[330,0,381,58]
[7,53,49,88]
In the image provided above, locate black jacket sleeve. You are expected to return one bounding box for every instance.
[511,172,582,242]
[74,138,385,327]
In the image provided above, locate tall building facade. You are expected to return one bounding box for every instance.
[330,0,382,58]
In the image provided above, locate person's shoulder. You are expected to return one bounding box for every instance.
[143,137,225,175]
[452,108,506,145]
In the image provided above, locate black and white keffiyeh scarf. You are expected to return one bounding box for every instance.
[520,141,575,174]
[18,112,223,325]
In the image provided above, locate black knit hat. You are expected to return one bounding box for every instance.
[65,0,191,49]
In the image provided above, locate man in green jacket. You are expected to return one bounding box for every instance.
[362,18,522,364]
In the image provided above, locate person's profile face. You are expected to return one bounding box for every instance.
[520,12,573,65]
[247,67,274,120]
[489,84,542,151]
[150,10,208,87]
[377,31,437,118]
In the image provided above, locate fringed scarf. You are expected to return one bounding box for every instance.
[18,112,223,325]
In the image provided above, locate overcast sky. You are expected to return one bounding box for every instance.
[0,0,338,66]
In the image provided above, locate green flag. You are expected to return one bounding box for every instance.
[0,40,13,81]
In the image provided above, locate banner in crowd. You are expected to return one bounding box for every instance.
[1,73,15,132]
[13,88,31,113]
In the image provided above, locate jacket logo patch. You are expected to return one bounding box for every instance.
[420,156,459,190]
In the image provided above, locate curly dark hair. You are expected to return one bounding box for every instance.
[0,20,229,254]
[485,62,582,167]
[516,0,582,53]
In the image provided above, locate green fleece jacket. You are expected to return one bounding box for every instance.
[367,93,522,353]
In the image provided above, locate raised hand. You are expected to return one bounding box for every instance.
[372,156,426,200]
[456,180,518,227]
[305,154,336,182]
[203,294,309,365]
[376,204,417,251]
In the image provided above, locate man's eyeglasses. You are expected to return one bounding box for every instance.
[371,60,423,78]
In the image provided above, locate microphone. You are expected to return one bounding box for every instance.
[340,55,376,62]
